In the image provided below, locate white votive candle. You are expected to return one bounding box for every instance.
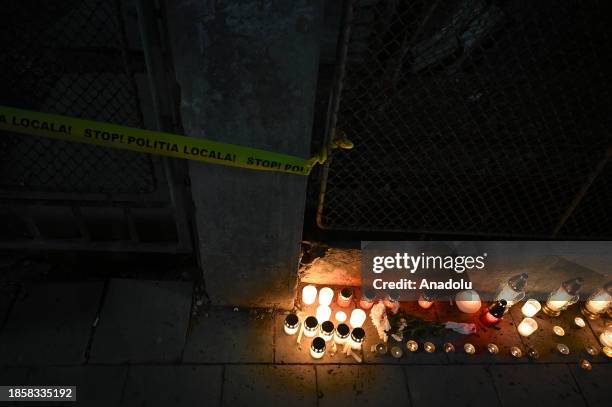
[316,305,332,323]
[302,285,317,305]
[518,317,538,337]
[521,299,541,317]
[318,287,334,306]
[349,308,367,328]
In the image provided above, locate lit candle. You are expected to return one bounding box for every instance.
[444,343,455,353]
[310,337,326,359]
[320,321,335,342]
[418,291,435,309]
[383,292,400,314]
[543,278,583,316]
[479,300,507,327]
[582,282,612,319]
[557,343,570,355]
[510,346,522,358]
[302,285,317,305]
[335,311,347,323]
[334,323,350,345]
[359,288,376,310]
[349,327,366,350]
[303,316,319,338]
[600,322,612,348]
[283,314,300,335]
[406,340,418,352]
[487,343,499,354]
[390,346,403,358]
[521,299,541,317]
[553,326,565,337]
[464,343,475,354]
[316,305,332,323]
[337,288,353,308]
[424,342,436,353]
[517,318,538,337]
[349,308,367,328]
[574,317,586,328]
[318,287,334,306]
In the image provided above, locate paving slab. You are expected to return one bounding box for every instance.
[405,365,500,407]
[25,366,127,407]
[316,365,409,407]
[222,365,316,407]
[509,302,606,363]
[436,302,527,364]
[0,282,103,365]
[184,308,274,363]
[89,279,192,363]
[569,363,612,407]
[491,364,585,407]
[121,365,222,407]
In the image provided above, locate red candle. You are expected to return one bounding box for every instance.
[337,287,354,308]
[479,300,507,327]
[359,288,376,310]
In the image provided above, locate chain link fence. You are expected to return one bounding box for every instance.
[0,0,155,194]
[318,0,612,237]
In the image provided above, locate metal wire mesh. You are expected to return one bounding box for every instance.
[319,0,612,237]
[0,0,155,194]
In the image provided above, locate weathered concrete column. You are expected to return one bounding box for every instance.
[165,1,322,308]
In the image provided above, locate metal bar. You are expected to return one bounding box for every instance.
[552,147,611,237]
[136,0,192,252]
[316,0,355,229]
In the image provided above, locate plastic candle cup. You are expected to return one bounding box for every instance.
[334,323,350,345]
[349,308,367,328]
[600,322,612,348]
[335,311,347,323]
[337,288,353,308]
[304,316,319,338]
[574,317,586,328]
[406,340,418,352]
[349,327,366,350]
[318,287,334,306]
[283,314,300,335]
[359,288,376,310]
[517,317,538,337]
[521,299,541,317]
[310,337,326,359]
[479,300,507,327]
[302,285,317,305]
[494,273,528,310]
[487,343,499,354]
[316,305,332,324]
[553,326,565,336]
[543,278,583,317]
[582,282,612,320]
[320,321,335,342]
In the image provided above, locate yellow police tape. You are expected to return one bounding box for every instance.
[0,105,312,176]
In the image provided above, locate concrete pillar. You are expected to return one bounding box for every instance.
[165,0,322,308]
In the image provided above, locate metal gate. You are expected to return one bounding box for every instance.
[318,0,612,238]
[0,0,191,252]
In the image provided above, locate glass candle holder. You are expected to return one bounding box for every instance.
[318,287,334,306]
[334,323,350,345]
[302,285,317,305]
[359,288,376,310]
[337,288,353,308]
[383,292,400,314]
[418,292,435,309]
[349,308,367,328]
[495,273,528,311]
[517,317,538,337]
[581,282,612,320]
[283,314,299,335]
[304,316,319,338]
[350,327,366,350]
[479,300,507,327]
[600,321,612,348]
[310,337,326,359]
[316,305,332,324]
[320,321,335,342]
[521,299,541,317]
[542,277,583,317]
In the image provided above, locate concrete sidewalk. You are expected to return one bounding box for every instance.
[0,279,610,406]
